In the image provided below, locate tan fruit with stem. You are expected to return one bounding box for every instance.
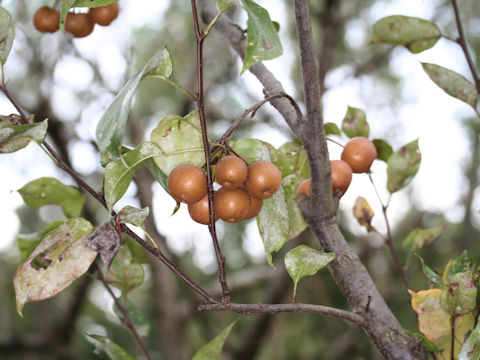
[33,6,60,33]
[331,160,352,196]
[188,193,217,225]
[341,137,377,173]
[296,178,311,198]
[215,187,250,223]
[215,155,248,189]
[167,164,207,204]
[245,160,282,199]
[65,12,94,38]
[244,194,263,219]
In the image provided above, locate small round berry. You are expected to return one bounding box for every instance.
[341,137,377,173]
[296,178,311,198]
[331,160,352,196]
[188,193,217,225]
[88,3,120,26]
[33,6,60,33]
[215,187,250,223]
[167,164,207,204]
[215,155,248,189]
[245,160,282,199]
[65,12,94,38]
[244,194,263,219]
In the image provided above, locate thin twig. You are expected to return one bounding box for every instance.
[198,303,366,328]
[191,0,230,303]
[450,0,480,94]
[95,262,152,360]
[450,315,456,360]
[216,93,302,144]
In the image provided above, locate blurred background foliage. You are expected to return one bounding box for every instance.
[0,0,480,359]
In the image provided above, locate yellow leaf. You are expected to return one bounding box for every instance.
[353,196,375,231]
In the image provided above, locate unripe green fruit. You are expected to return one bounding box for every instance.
[167,164,207,204]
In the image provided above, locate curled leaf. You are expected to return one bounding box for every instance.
[86,221,121,269]
[341,106,369,138]
[353,196,375,232]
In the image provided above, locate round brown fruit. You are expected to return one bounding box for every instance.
[244,194,263,219]
[215,187,250,223]
[65,12,94,38]
[167,164,207,204]
[245,160,282,199]
[33,6,60,33]
[215,155,248,189]
[88,3,120,26]
[341,137,377,173]
[296,178,311,198]
[188,193,217,225]
[331,160,352,196]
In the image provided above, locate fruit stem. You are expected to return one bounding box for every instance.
[190,0,231,303]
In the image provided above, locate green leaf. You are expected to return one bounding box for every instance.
[324,122,341,136]
[415,254,443,286]
[341,106,369,138]
[231,138,289,267]
[16,221,64,261]
[240,0,283,74]
[422,63,478,109]
[86,334,135,360]
[72,0,118,8]
[118,206,149,227]
[104,142,164,211]
[441,269,477,316]
[96,50,166,160]
[275,141,309,179]
[285,245,336,299]
[216,0,242,10]
[106,245,144,295]
[445,251,474,280]
[148,47,173,78]
[59,0,76,33]
[372,139,393,162]
[144,157,168,190]
[404,330,442,353]
[387,139,421,193]
[193,321,237,360]
[113,296,150,337]
[282,175,308,239]
[13,218,96,316]
[149,110,206,175]
[0,119,48,153]
[371,15,441,53]
[18,177,85,218]
[402,224,447,253]
[459,321,480,360]
[0,7,14,65]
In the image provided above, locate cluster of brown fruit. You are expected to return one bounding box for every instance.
[167,156,282,225]
[33,3,119,38]
[296,137,377,198]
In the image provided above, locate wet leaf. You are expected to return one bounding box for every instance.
[441,270,477,316]
[285,245,335,299]
[106,245,144,295]
[422,63,478,109]
[232,138,289,267]
[0,7,14,65]
[353,196,375,232]
[117,206,149,227]
[86,334,135,360]
[324,122,341,136]
[387,139,421,193]
[96,50,166,160]
[341,106,369,138]
[193,321,237,360]
[18,177,85,218]
[402,224,447,253]
[103,142,164,211]
[0,119,48,153]
[113,296,150,337]
[14,218,96,316]
[240,0,283,74]
[371,15,441,53]
[17,221,64,261]
[372,139,393,162]
[282,174,308,239]
[459,321,480,360]
[86,221,121,269]
[149,110,205,176]
[409,288,451,341]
